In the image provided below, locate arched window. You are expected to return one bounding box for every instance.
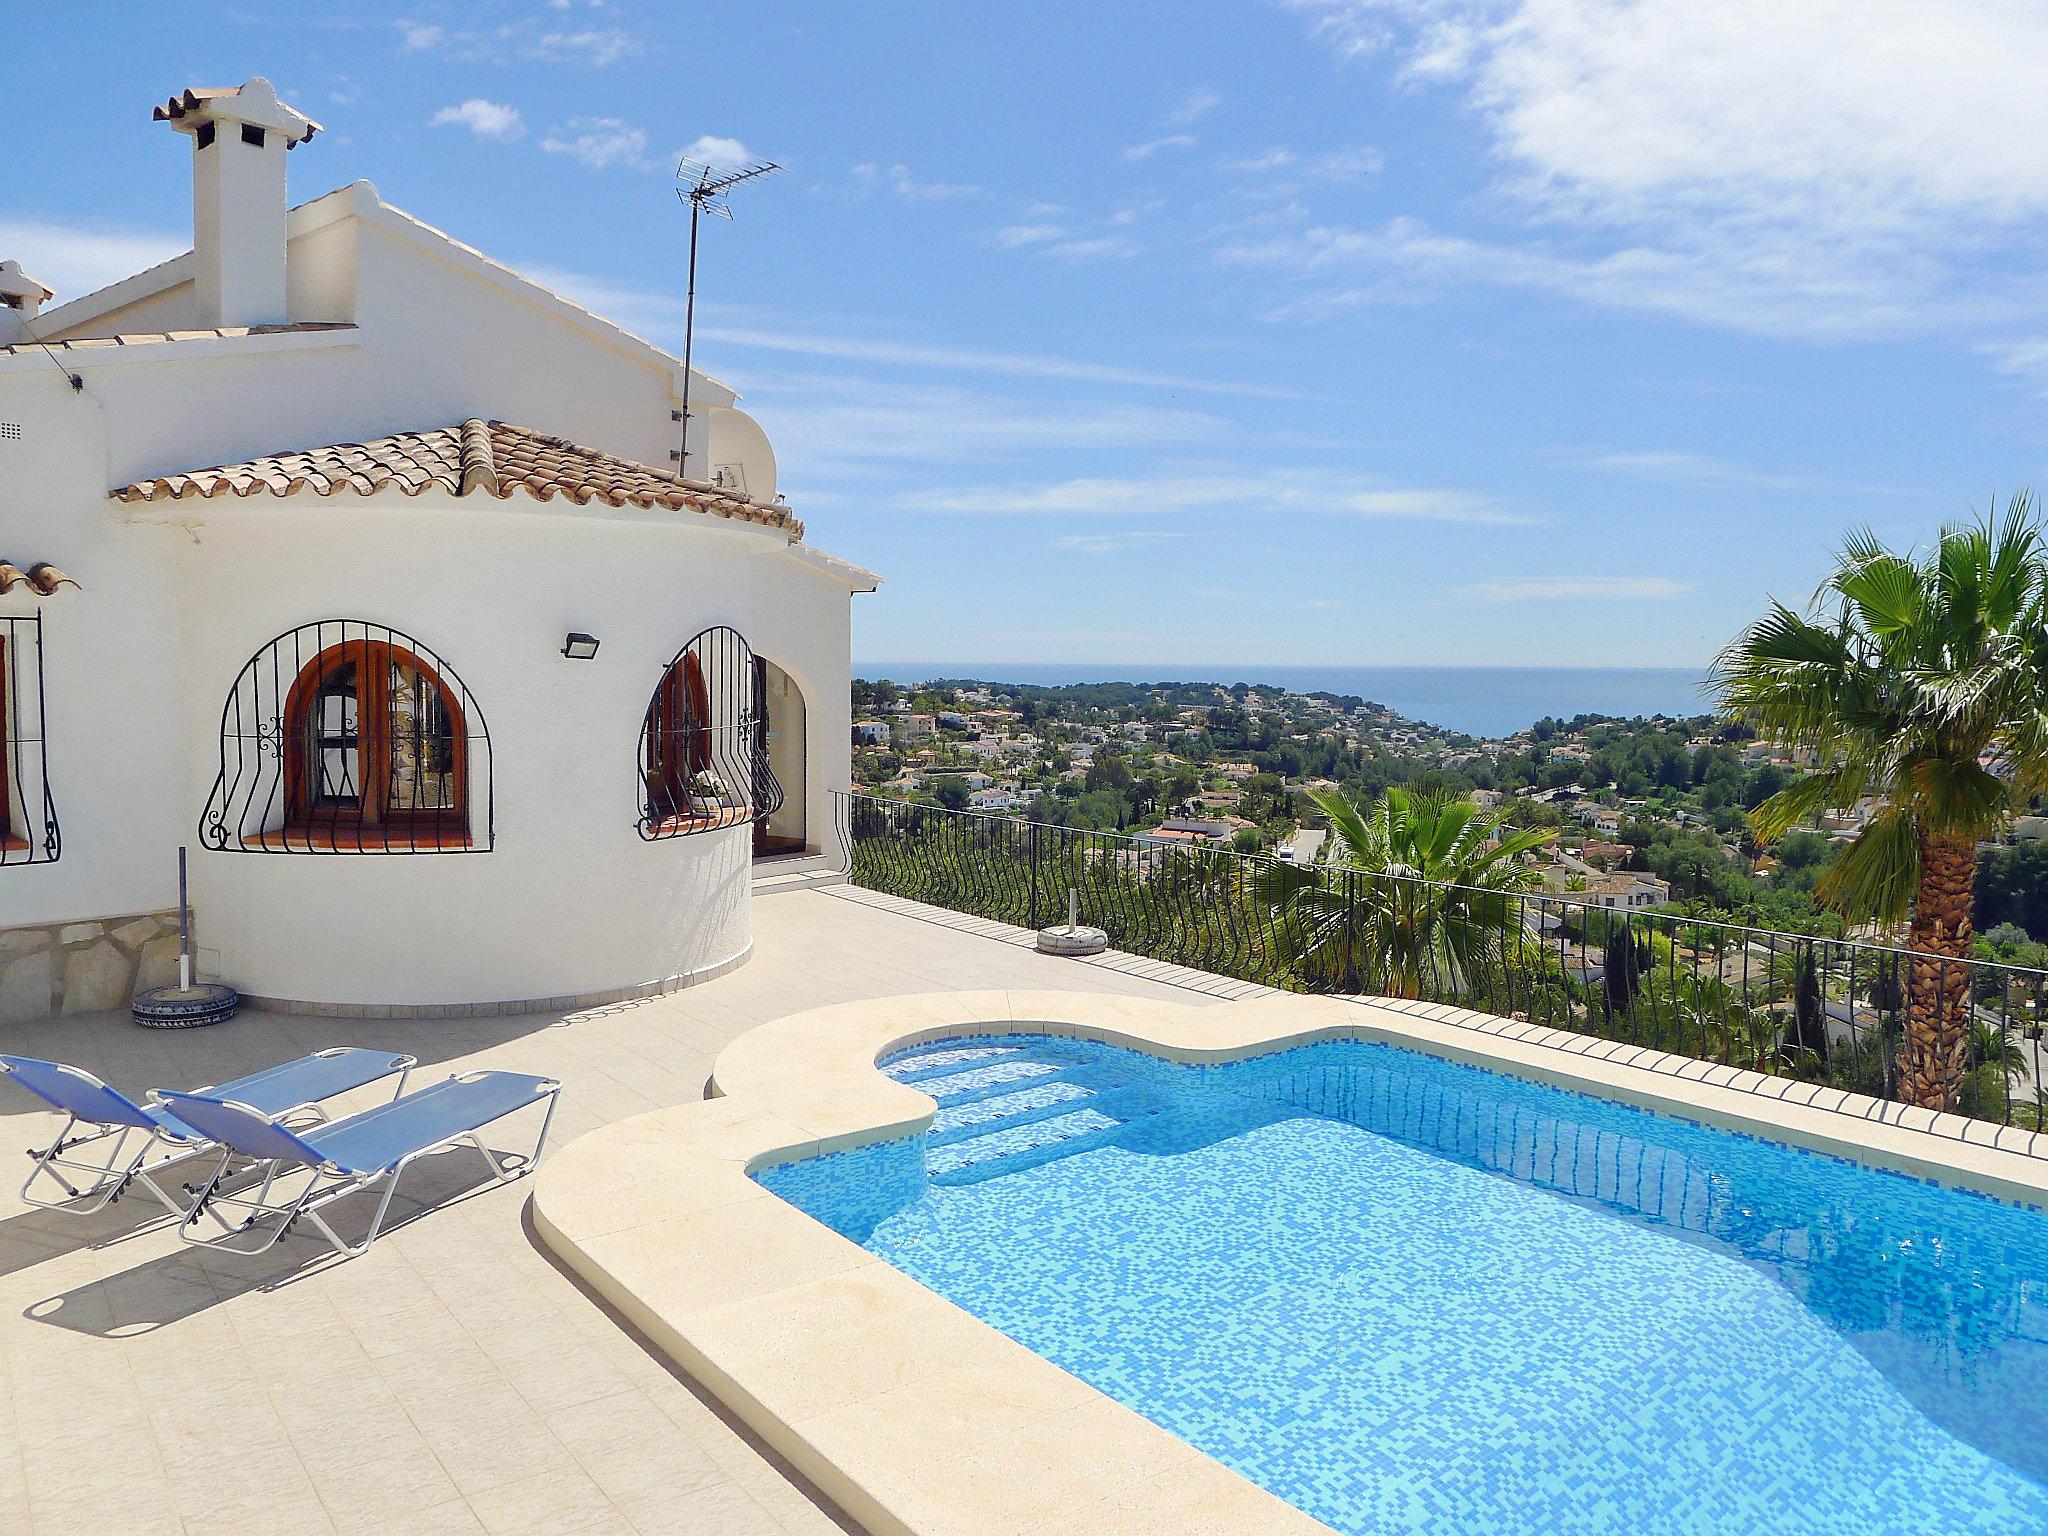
[202,621,493,854]
[639,626,782,838]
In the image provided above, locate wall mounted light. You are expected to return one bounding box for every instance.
[561,632,601,660]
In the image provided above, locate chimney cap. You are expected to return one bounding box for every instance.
[0,260,53,311]
[154,76,321,148]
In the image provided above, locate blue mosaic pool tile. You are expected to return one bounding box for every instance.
[929,1080,1092,1139]
[759,1034,2048,1536]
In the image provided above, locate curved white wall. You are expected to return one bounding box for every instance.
[166,497,827,1008]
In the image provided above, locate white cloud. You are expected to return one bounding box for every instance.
[0,219,183,306]
[1572,448,1938,500]
[1222,214,1982,339]
[903,473,1534,522]
[1058,532,1190,555]
[1979,338,2048,395]
[852,164,982,201]
[1223,148,1298,175]
[746,379,1225,469]
[530,27,637,66]
[1163,88,1223,127]
[540,117,650,171]
[1043,235,1141,262]
[517,265,1318,398]
[431,99,524,142]
[1278,0,2048,342]
[680,134,755,170]
[393,17,638,66]
[993,224,1066,248]
[1308,147,1383,180]
[691,324,1313,398]
[1123,134,1197,162]
[1458,576,1692,602]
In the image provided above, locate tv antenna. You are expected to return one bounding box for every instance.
[674,156,780,481]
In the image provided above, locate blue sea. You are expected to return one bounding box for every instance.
[854,663,1710,739]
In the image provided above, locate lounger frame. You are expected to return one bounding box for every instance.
[178,1072,560,1260]
[11,1050,415,1219]
[21,1107,193,1218]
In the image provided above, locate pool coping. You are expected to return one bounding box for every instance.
[531,988,2048,1536]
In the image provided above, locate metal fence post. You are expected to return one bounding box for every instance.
[1028,821,1040,931]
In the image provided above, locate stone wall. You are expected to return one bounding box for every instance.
[0,911,184,1024]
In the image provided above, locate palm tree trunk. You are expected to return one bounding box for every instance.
[1899,827,1977,1111]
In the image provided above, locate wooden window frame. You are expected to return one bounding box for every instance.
[256,638,470,851]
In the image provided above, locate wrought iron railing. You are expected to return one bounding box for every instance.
[201,619,494,855]
[837,791,2048,1132]
[638,625,782,839]
[1,611,59,866]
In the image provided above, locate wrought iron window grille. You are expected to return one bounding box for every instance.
[1,610,60,866]
[638,625,782,839]
[201,620,494,855]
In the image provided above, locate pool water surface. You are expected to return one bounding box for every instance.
[757,1034,2048,1536]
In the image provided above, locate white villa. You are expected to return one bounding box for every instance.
[0,77,876,1022]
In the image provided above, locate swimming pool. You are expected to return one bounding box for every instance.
[757,1033,2048,1536]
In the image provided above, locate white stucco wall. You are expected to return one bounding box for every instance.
[172,501,775,1005]
[0,182,871,1010]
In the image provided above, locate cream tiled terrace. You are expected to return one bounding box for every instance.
[0,887,1252,1536]
[13,885,2048,1536]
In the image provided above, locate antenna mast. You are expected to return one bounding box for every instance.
[674,156,780,481]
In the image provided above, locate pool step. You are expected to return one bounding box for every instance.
[929,1080,1096,1144]
[886,1040,1177,1183]
[928,1084,1174,1184]
[927,1105,1129,1183]
[903,1058,1067,1109]
[884,1042,1031,1085]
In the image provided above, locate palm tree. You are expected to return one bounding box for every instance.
[1967,1016,2028,1080]
[1251,786,1555,997]
[1711,501,2048,1110]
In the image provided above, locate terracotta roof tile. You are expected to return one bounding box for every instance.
[112,418,801,538]
[0,562,78,597]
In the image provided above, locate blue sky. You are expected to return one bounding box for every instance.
[8,1,2048,669]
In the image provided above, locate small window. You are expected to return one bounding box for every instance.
[202,621,493,854]
[1,612,59,865]
[195,121,216,150]
[638,626,782,838]
[240,124,266,148]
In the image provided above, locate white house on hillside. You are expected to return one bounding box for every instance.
[0,77,877,1022]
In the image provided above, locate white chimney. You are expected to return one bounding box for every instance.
[0,261,53,347]
[155,78,320,328]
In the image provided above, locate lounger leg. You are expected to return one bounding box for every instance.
[463,1088,557,1182]
[303,1172,399,1260]
[20,1120,167,1215]
[181,1149,303,1250]
[181,1170,324,1256]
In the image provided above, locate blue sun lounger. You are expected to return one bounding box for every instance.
[158,1070,560,1259]
[0,1048,414,1217]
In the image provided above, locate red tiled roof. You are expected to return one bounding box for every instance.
[112,418,800,536]
[0,562,78,596]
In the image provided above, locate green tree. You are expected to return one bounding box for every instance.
[1250,787,1555,997]
[933,776,970,812]
[1712,502,2048,1110]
